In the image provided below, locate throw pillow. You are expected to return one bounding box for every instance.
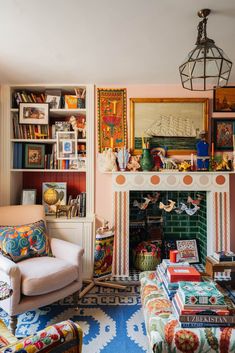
[0,220,50,263]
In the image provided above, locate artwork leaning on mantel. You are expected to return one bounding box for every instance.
[130,98,209,155]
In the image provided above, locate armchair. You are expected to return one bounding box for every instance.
[0,205,84,335]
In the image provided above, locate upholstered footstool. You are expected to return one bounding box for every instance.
[140,271,235,353]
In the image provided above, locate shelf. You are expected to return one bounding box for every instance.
[10,168,86,172]
[46,215,94,223]
[11,138,86,143]
[11,108,86,117]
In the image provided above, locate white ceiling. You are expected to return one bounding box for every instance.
[0,0,235,85]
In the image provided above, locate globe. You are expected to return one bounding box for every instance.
[43,188,59,205]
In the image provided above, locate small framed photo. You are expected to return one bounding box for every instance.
[24,144,45,168]
[213,86,235,112]
[57,131,77,160]
[21,189,37,205]
[19,103,49,125]
[176,239,199,263]
[213,118,235,150]
[45,89,61,109]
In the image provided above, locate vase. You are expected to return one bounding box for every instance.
[116,148,130,171]
[140,149,154,171]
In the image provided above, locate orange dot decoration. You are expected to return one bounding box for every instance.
[150,175,160,185]
[216,175,225,185]
[116,174,126,185]
[183,175,193,185]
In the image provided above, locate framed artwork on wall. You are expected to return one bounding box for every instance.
[213,86,235,112]
[176,239,199,263]
[19,103,49,124]
[97,88,127,152]
[213,118,235,150]
[130,98,209,155]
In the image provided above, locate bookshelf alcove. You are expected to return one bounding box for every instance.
[0,84,95,279]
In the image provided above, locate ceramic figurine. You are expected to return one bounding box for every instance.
[98,148,118,172]
[116,148,130,171]
[127,155,141,171]
[216,153,231,171]
[178,160,191,172]
[196,130,209,170]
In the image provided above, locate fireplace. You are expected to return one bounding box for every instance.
[112,172,230,277]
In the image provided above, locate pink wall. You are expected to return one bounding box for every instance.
[95,84,234,250]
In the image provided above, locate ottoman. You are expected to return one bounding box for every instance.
[140,271,235,353]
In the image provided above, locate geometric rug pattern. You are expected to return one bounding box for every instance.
[0,285,148,353]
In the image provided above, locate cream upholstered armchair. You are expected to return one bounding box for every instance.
[0,205,84,335]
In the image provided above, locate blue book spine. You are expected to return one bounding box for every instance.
[18,143,23,169]
[13,143,18,169]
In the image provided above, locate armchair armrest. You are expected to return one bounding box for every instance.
[50,238,84,267]
[0,255,21,307]
[3,320,83,353]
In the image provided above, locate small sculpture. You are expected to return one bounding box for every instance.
[159,200,176,212]
[187,194,204,206]
[98,148,118,172]
[127,155,141,171]
[69,115,86,138]
[133,198,151,210]
[116,148,130,171]
[178,160,191,172]
[216,153,231,171]
[196,130,209,170]
[56,204,72,218]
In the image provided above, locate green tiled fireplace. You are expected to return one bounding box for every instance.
[129,190,207,265]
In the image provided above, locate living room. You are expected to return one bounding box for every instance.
[0,1,235,353]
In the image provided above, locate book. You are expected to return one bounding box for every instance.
[180,322,235,328]
[167,266,201,282]
[161,259,190,271]
[64,95,78,109]
[174,291,228,310]
[178,281,225,306]
[18,143,23,169]
[13,143,18,169]
[213,251,235,262]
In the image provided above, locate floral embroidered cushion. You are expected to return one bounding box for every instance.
[0,220,50,262]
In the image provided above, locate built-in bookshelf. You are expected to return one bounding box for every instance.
[0,84,95,278]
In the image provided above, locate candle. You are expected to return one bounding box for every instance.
[191,153,194,170]
[110,137,114,149]
[211,142,214,158]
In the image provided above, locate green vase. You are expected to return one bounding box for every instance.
[140,149,154,171]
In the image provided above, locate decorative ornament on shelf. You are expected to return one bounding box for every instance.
[179,8,233,91]
[98,148,118,172]
[178,160,192,172]
[159,200,176,212]
[216,152,231,171]
[196,130,209,170]
[127,155,141,172]
[116,147,130,171]
[140,148,154,171]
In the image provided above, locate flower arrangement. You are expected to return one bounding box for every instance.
[135,241,161,256]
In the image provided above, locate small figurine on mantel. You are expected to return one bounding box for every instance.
[216,152,231,171]
[196,130,209,170]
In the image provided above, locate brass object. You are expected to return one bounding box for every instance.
[56,204,72,218]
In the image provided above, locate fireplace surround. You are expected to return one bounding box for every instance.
[112,172,230,276]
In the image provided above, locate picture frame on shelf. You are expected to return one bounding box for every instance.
[213,118,235,150]
[45,89,61,109]
[42,182,67,215]
[130,98,209,155]
[56,131,77,160]
[21,189,37,205]
[24,143,45,169]
[176,239,199,263]
[213,86,235,112]
[19,103,49,125]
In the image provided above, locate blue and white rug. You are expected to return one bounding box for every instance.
[0,286,148,353]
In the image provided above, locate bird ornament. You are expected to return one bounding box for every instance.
[159,200,176,212]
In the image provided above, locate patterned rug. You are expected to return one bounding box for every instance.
[0,285,148,353]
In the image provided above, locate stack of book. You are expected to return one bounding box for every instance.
[156,259,200,300]
[172,281,235,328]
[213,251,235,262]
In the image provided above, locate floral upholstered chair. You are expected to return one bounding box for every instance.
[0,205,84,335]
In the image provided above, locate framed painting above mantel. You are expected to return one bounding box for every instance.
[130,98,209,155]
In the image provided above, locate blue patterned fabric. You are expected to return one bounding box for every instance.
[0,220,50,262]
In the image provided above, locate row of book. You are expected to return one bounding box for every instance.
[13,89,86,109]
[156,259,235,328]
[13,114,49,139]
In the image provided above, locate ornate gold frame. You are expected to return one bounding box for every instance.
[130,98,209,155]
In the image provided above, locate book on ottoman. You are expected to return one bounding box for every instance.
[167,266,201,282]
[178,281,225,306]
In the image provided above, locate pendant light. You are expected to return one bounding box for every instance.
[179,9,233,91]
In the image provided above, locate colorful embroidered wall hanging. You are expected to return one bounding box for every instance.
[97,88,127,152]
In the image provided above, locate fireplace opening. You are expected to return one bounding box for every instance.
[129,190,207,271]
